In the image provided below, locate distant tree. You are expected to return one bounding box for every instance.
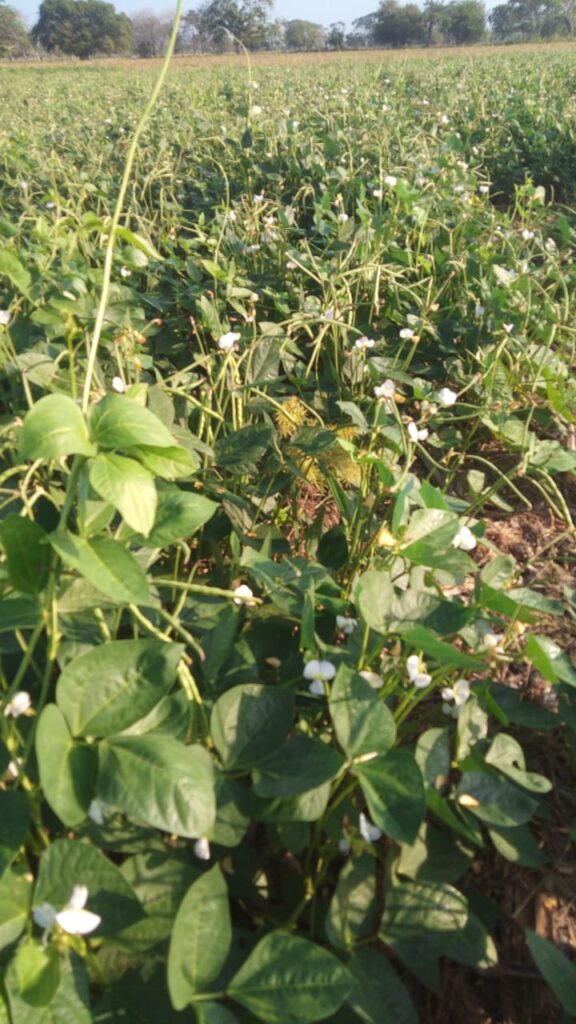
[373,0,427,45]
[423,0,445,42]
[326,20,346,47]
[0,2,32,56]
[179,0,273,51]
[442,0,485,41]
[131,8,172,56]
[32,0,132,56]
[284,18,325,48]
[488,0,570,37]
[350,10,379,44]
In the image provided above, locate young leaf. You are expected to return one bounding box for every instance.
[357,750,425,844]
[49,531,150,606]
[36,705,96,826]
[88,453,157,537]
[167,865,231,1010]
[227,932,353,1023]
[89,394,175,451]
[15,942,60,1007]
[0,865,32,952]
[97,736,215,839]
[0,249,31,296]
[132,445,198,480]
[329,666,396,759]
[211,683,294,771]
[379,880,469,944]
[0,516,51,594]
[56,639,183,737]
[19,395,95,461]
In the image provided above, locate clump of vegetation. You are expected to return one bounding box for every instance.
[0,45,575,1023]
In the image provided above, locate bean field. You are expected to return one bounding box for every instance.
[0,45,575,1024]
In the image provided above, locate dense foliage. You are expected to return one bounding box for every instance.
[31,0,133,57]
[0,48,575,1022]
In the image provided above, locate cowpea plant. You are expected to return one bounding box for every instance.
[0,45,575,1024]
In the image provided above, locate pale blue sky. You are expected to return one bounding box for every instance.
[17,0,379,30]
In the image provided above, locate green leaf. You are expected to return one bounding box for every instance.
[89,453,157,537]
[325,854,376,950]
[144,489,217,547]
[97,736,215,839]
[57,639,182,737]
[525,635,576,687]
[526,930,576,1015]
[214,424,272,469]
[414,728,451,789]
[488,825,546,867]
[118,853,197,954]
[36,705,97,826]
[403,625,483,671]
[89,394,175,451]
[455,770,540,827]
[252,733,344,798]
[34,839,143,937]
[227,932,353,1023]
[132,445,199,480]
[0,790,29,877]
[380,880,468,944]
[114,225,162,261]
[19,396,95,461]
[0,864,32,951]
[16,943,60,1007]
[346,949,419,1024]
[49,531,150,606]
[211,683,294,771]
[0,517,51,594]
[357,750,425,844]
[0,250,31,295]
[329,666,396,759]
[167,865,231,1010]
[6,954,91,1024]
[0,596,40,632]
[485,733,551,793]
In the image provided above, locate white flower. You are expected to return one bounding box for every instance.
[354,336,375,351]
[111,376,126,393]
[0,310,10,326]
[474,303,485,318]
[407,422,429,443]
[381,103,389,112]
[20,180,28,189]
[439,114,449,124]
[374,379,395,400]
[338,835,351,855]
[337,212,349,223]
[233,584,256,606]
[503,323,514,334]
[33,902,57,933]
[4,691,32,718]
[87,798,113,826]
[437,387,457,407]
[228,210,237,222]
[304,659,336,694]
[384,175,397,187]
[120,266,131,278]
[250,105,262,117]
[245,244,260,254]
[483,632,504,653]
[253,193,264,204]
[399,327,414,340]
[359,812,382,842]
[218,331,240,352]
[193,837,211,860]
[286,260,297,269]
[453,525,477,551]
[336,615,357,634]
[359,670,384,689]
[46,201,56,210]
[55,885,101,935]
[544,237,557,253]
[406,654,432,689]
[478,184,490,195]
[373,189,383,199]
[521,229,534,241]
[442,679,471,716]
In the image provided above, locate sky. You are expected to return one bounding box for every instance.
[17,0,379,31]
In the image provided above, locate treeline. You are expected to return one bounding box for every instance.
[1,0,575,60]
